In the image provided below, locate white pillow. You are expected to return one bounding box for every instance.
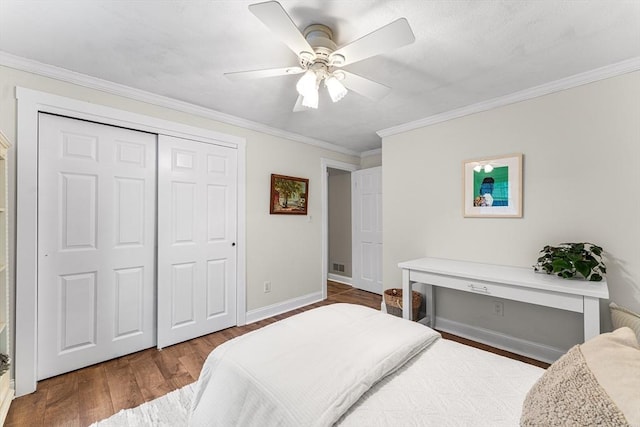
[610,302,640,343]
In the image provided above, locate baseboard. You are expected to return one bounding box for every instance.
[245,291,324,324]
[435,316,567,363]
[328,274,352,285]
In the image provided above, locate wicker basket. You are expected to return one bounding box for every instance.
[384,288,422,321]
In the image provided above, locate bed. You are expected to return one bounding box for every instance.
[189,303,640,427]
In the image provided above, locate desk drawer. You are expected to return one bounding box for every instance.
[409,271,584,313]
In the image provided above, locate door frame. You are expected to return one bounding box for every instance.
[320,159,357,299]
[15,87,247,396]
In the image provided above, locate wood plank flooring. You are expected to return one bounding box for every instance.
[6,281,547,426]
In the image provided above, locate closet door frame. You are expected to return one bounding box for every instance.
[15,87,247,396]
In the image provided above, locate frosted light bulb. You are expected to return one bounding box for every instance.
[301,90,319,109]
[325,76,348,103]
[296,70,317,97]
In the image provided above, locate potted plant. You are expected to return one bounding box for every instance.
[533,242,606,282]
[0,353,9,376]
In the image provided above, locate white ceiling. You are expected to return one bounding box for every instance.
[1,1,639,153]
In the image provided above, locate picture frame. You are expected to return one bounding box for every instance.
[463,153,522,218]
[270,174,309,215]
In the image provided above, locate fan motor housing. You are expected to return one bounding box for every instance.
[301,24,343,67]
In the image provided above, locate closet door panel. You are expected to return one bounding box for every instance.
[207,259,227,316]
[115,177,146,246]
[171,262,197,327]
[114,266,145,338]
[37,114,157,380]
[157,135,237,348]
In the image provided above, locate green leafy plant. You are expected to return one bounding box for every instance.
[0,353,9,376]
[533,242,606,282]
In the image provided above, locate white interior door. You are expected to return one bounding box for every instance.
[37,114,157,380]
[352,167,383,294]
[157,135,237,348]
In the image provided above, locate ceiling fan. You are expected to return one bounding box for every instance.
[225,1,416,111]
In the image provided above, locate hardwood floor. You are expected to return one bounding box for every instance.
[6,281,546,426]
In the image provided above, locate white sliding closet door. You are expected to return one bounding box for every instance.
[352,167,383,295]
[157,135,237,348]
[37,114,157,379]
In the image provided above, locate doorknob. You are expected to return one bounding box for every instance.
[232,242,236,246]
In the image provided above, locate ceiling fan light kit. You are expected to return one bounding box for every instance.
[296,70,317,97]
[301,87,319,109]
[325,75,348,103]
[227,1,415,111]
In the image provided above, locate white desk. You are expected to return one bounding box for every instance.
[399,257,609,341]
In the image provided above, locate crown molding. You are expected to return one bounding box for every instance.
[377,57,640,138]
[360,148,381,158]
[0,51,359,156]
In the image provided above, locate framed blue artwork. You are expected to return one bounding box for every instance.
[463,153,522,218]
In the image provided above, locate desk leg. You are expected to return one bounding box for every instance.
[427,284,434,328]
[583,297,601,341]
[402,269,412,320]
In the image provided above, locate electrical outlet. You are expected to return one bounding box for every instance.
[493,301,504,317]
[263,281,271,293]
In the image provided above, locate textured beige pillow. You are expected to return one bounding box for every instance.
[581,326,640,426]
[521,327,640,426]
[610,302,640,343]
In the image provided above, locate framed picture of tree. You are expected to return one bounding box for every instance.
[270,174,309,215]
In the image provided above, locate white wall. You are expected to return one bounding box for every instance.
[0,65,360,348]
[245,135,358,310]
[383,71,640,351]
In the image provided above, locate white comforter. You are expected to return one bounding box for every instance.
[338,338,544,426]
[189,303,440,427]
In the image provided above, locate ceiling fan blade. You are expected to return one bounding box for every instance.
[225,66,304,81]
[249,1,315,58]
[341,71,391,101]
[331,18,415,67]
